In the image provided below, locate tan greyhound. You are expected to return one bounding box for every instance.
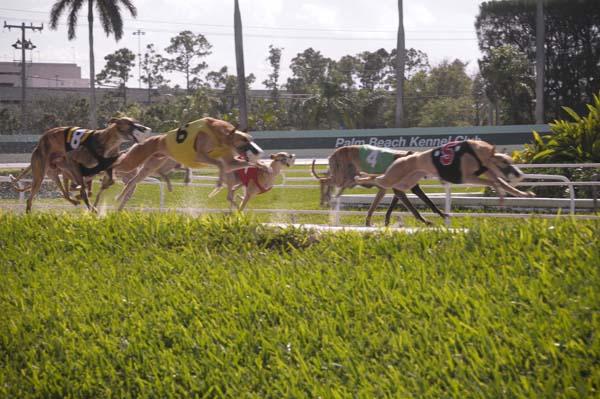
[311,145,448,226]
[10,116,150,212]
[211,152,295,210]
[355,140,534,204]
[111,117,265,210]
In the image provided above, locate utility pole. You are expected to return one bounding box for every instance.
[4,21,43,130]
[133,29,145,89]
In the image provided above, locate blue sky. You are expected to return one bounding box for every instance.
[0,0,486,88]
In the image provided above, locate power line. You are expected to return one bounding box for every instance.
[0,16,477,41]
[0,6,474,34]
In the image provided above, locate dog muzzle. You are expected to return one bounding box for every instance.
[131,124,152,143]
[501,164,524,183]
[287,155,296,167]
[238,142,264,161]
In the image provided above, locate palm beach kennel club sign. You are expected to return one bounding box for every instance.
[334,134,481,149]
[247,124,552,156]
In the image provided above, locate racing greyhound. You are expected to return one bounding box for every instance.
[312,145,448,226]
[355,140,534,204]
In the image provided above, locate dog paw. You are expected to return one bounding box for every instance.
[526,191,536,198]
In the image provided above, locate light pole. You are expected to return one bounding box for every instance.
[133,29,145,89]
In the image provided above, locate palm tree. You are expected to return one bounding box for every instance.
[395,0,405,128]
[535,0,545,124]
[234,0,248,130]
[50,0,137,128]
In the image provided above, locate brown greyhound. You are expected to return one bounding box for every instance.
[111,117,264,210]
[354,140,534,204]
[311,145,448,226]
[10,117,150,212]
[210,152,295,210]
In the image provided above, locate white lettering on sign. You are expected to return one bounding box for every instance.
[335,134,482,149]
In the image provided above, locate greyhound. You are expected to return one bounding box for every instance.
[112,117,265,210]
[355,140,534,205]
[311,145,448,226]
[10,116,150,212]
[210,152,295,211]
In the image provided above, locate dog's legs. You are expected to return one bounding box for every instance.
[93,172,115,208]
[482,170,535,198]
[52,173,79,206]
[116,155,166,205]
[388,188,433,226]
[25,152,46,213]
[462,174,534,207]
[238,190,252,211]
[410,185,449,219]
[227,186,240,209]
[68,166,95,213]
[159,173,173,192]
[365,188,386,227]
[117,165,156,210]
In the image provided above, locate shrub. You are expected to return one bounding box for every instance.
[513,93,600,197]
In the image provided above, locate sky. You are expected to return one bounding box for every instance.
[0,0,487,89]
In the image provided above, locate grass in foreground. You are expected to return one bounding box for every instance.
[0,213,598,398]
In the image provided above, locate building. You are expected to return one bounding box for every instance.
[0,61,89,88]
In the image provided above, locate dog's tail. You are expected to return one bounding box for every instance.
[113,135,164,173]
[354,172,380,184]
[9,164,33,192]
[311,160,330,182]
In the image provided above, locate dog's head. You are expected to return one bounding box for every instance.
[108,116,152,143]
[205,117,264,161]
[270,152,296,167]
[489,152,524,183]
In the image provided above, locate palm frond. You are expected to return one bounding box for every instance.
[118,0,137,17]
[49,0,71,29]
[66,0,84,40]
[96,0,115,37]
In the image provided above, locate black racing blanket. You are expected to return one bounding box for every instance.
[431,141,487,184]
[63,127,119,177]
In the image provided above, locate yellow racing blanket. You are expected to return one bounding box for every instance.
[164,119,232,168]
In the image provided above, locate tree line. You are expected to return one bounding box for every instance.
[1,0,598,134]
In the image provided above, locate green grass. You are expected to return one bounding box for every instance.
[0,213,598,398]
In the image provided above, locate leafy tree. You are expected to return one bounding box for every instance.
[357,49,393,91]
[286,48,331,94]
[476,0,600,121]
[206,66,255,119]
[49,0,137,127]
[418,96,474,127]
[140,44,168,103]
[479,45,534,124]
[404,59,474,127]
[263,45,283,102]
[164,30,212,93]
[96,48,136,105]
